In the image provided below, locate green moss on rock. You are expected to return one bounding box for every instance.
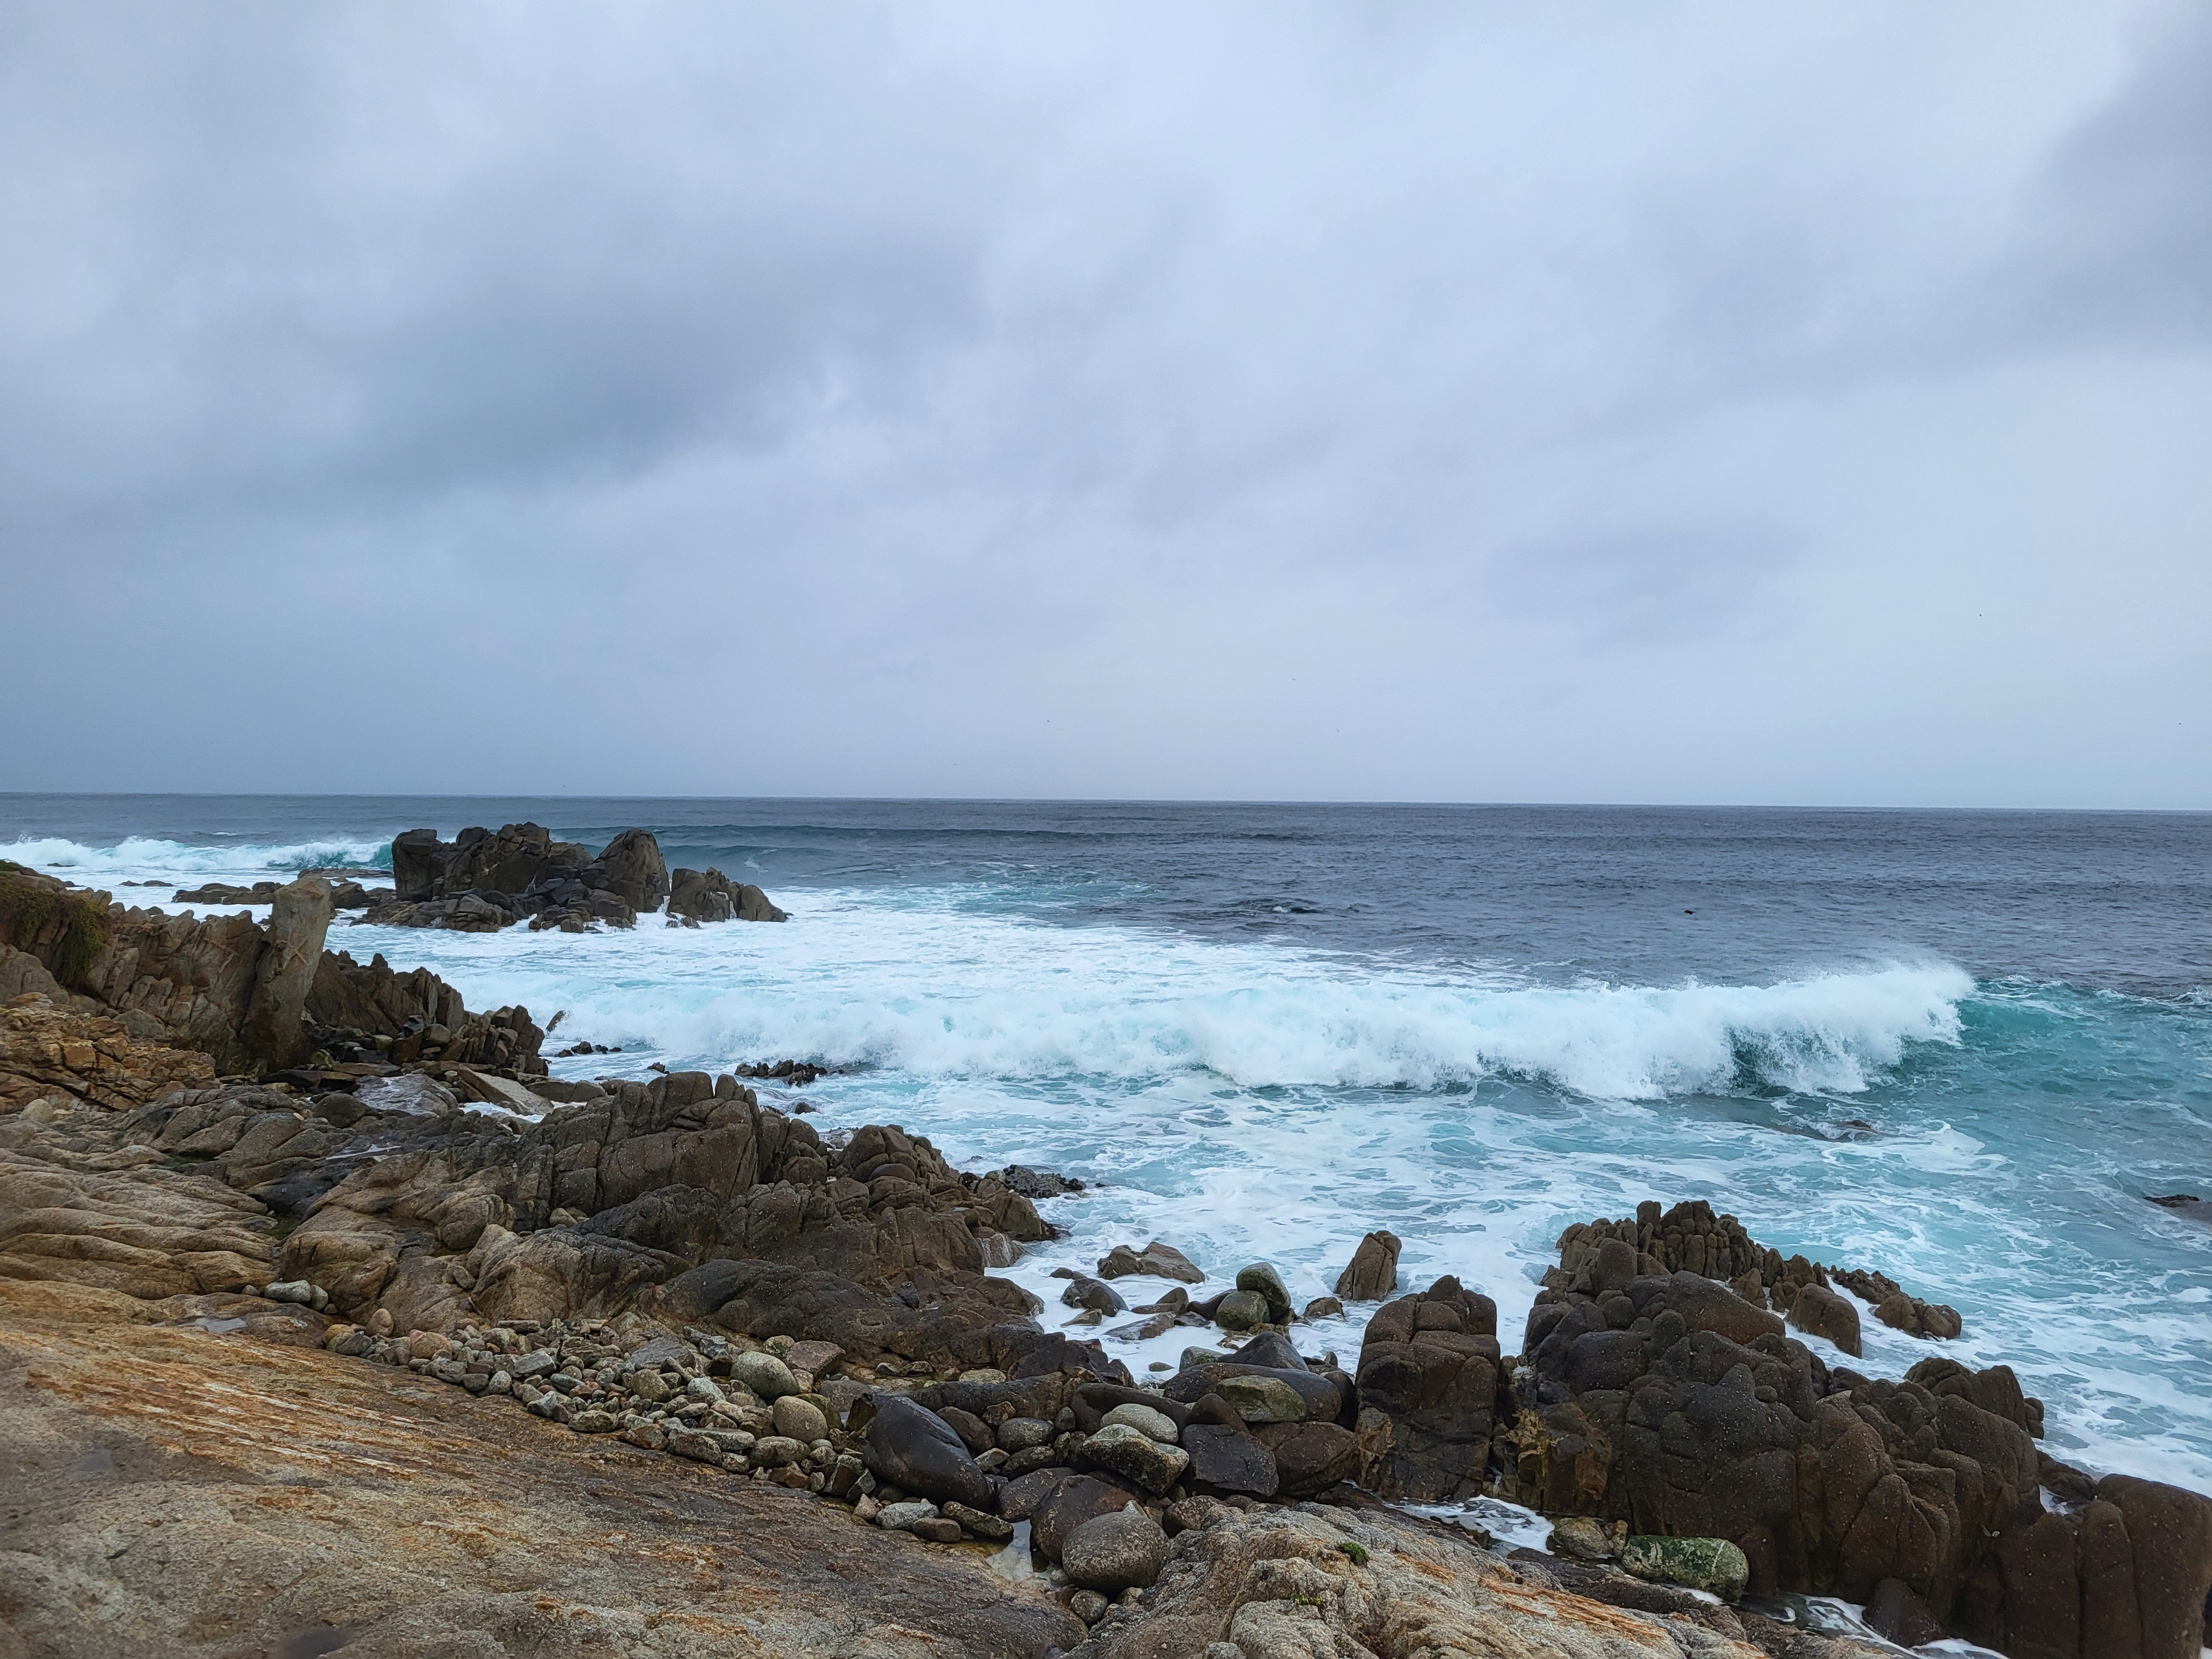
[1620,1534,1750,1601]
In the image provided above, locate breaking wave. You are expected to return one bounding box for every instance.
[1,835,393,880]
[379,893,1973,1100]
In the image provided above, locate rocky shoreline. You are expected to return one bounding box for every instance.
[2,849,2209,1659]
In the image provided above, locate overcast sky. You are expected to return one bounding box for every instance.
[2,2,2206,806]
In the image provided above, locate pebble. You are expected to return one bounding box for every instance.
[997,1416,1056,1453]
[876,1499,941,1532]
[1070,1590,1109,1625]
[749,1435,806,1468]
[570,1410,618,1434]
[943,1500,1014,1542]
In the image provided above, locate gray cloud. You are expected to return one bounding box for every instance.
[0,1,2204,806]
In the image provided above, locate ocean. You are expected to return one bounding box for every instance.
[4,795,2208,1493]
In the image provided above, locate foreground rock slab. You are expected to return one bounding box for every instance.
[1063,1500,1809,1659]
[0,1277,1081,1658]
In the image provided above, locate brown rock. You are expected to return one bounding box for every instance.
[0,1274,1084,1657]
[1333,1229,1401,1301]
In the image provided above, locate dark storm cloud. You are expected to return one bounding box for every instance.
[0,2,2204,805]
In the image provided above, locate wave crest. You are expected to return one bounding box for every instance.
[1,835,393,879]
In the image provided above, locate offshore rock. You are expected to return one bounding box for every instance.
[667,867,787,925]
[1333,1228,1402,1301]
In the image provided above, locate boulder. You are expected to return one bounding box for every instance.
[1785,1281,1862,1357]
[1620,1535,1750,1602]
[1077,1423,1190,1495]
[1096,1240,1204,1284]
[1353,1276,1500,1504]
[862,1396,995,1510]
[731,1350,799,1401]
[1233,1262,1293,1323]
[1061,1510,1168,1593]
[1225,1331,1306,1373]
[668,868,788,925]
[1334,1230,1401,1301]
[1214,1374,1306,1425]
[772,1395,828,1443]
[1032,1474,1140,1560]
[1099,1403,1179,1443]
[1060,1275,1127,1314]
[1212,1289,1270,1331]
[588,830,669,914]
[1254,1421,1359,1497]
[998,1465,1078,1522]
[1866,1577,1943,1647]
[1181,1424,1280,1500]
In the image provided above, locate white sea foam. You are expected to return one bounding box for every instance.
[357,888,1970,1101]
[3,834,390,881]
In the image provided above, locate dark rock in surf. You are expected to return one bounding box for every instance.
[1334,1229,1402,1301]
[669,867,788,925]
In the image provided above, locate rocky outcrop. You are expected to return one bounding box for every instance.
[304,948,545,1074]
[14,1066,1055,1364]
[2,864,332,1073]
[1061,1500,1777,1658]
[0,1274,1086,1658]
[2,864,540,1083]
[667,866,787,925]
[1496,1215,2212,1659]
[1352,1274,1501,1503]
[1554,1200,1963,1343]
[0,993,216,1112]
[374,822,735,933]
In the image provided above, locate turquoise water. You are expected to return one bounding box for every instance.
[3,797,2206,1490]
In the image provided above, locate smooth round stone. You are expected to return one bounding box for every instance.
[1099,1403,1179,1444]
[1213,1290,1271,1332]
[1234,1262,1294,1322]
[772,1395,828,1443]
[729,1350,798,1401]
[997,1416,1056,1453]
[1062,1509,1168,1592]
[749,1434,807,1468]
